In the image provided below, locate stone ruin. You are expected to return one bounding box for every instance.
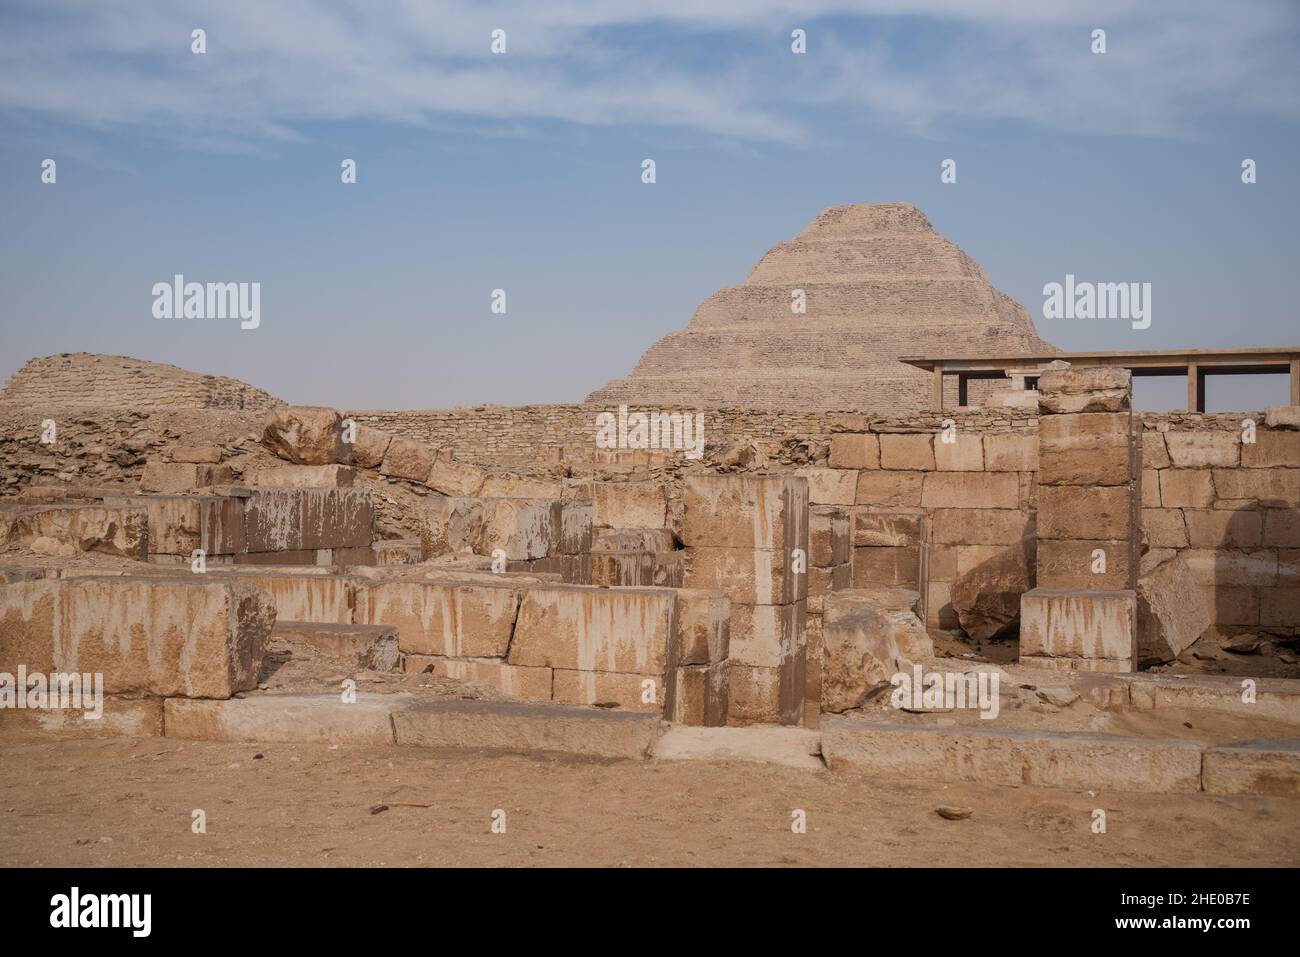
[2,204,1299,796]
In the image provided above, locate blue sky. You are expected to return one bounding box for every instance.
[1,1,1298,410]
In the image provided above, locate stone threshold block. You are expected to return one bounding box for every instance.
[0,695,163,738]
[652,726,823,770]
[1019,588,1136,670]
[1202,739,1300,797]
[392,698,660,760]
[0,575,274,698]
[165,693,411,745]
[272,620,399,671]
[1126,673,1300,724]
[821,719,1203,793]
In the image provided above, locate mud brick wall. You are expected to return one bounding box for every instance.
[347,404,838,468]
[1140,414,1299,635]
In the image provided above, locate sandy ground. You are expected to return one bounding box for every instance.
[1,735,1297,867]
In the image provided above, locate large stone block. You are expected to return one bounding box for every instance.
[479,474,566,499]
[1202,740,1300,798]
[726,664,782,725]
[1183,508,1263,548]
[674,589,730,666]
[853,509,923,547]
[933,433,984,471]
[1141,508,1188,548]
[0,575,274,698]
[851,545,919,588]
[1036,485,1132,541]
[507,585,677,675]
[140,461,232,493]
[671,662,729,727]
[684,546,806,605]
[1018,588,1136,666]
[1037,539,1130,590]
[392,698,659,759]
[822,720,1202,793]
[1136,554,1212,665]
[855,470,923,507]
[729,601,805,669]
[809,506,850,566]
[795,468,857,506]
[1211,468,1299,505]
[426,453,487,497]
[1165,432,1240,468]
[821,588,932,713]
[1242,431,1300,468]
[273,620,398,670]
[220,571,353,624]
[950,537,1034,641]
[983,434,1038,471]
[879,434,934,470]
[829,433,878,469]
[0,503,148,560]
[1158,469,1215,508]
[346,424,391,469]
[552,669,661,713]
[922,472,1019,509]
[558,502,593,555]
[417,496,483,559]
[290,488,374,550]
[681,475,808,553]
[1037,367,1131,414]
[592,482,668,529]
[1179,549,1278,587]
[927,508,1032,545]
[378,436,436,482]
[357,579,521,657]
[246,464,356,488]
[477,498,561,560]
[166,693,404,745]
[262,405,346,465]
[1142,432,1171,468]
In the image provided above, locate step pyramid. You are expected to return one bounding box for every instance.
[588,203,1058,412]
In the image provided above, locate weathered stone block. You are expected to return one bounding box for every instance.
[879,434,934,470]
[729,601,805,669]
[166,693,404,745]
[674,589,730,666]
[809,506,850,566]
[1242,431,1300,468]
[852,509,923,547]
[426,453,487,497]
[1037,539,1130,590]
[795,468,857,506]
[1136,554,1212,665]
[1166,432,1240,468]
[851,546,920,588]
[1018,588,1136,666]
[1202,740,1300,798]
[922,472,1019,509]
[928,508,1032,546]
[855,470,923,507]
[1141,508,1188,548]
[417,496,483,559]
[171,445,222,464]
[405,655,553,701]
[950,538,1034,641]
[507,585,677,675]
[829,433,879,469]
[684,546,806,605]
[821,588,932,713]
[983,434,1038,471]
[273,620,399,671]
[346,424,391,469]
[592,481,668,529]
[1037,367,1131,414]
[1,503,148,560]
[478,474,566,499]
[246,464,355,488]
[0,575,274,698]
[933,433,984,471]
[1142,432,1171,468]
[1183,508,1263,547]
[1159,469,1215,508]
[1211,468,1299,505]
[477,498,561,560]
[1036,485,1132,541]
[357,579,520,657]
[681,475,808,554]
[263,405,346,465]
[552,669,661,713]
[378,436,436,482]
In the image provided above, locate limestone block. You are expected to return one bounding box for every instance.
[681,475,808,554]
[855,470,923,507]
[671,662,729,727]
[950,537,1034,641]
[273,620,399,671]
[552,670,661,713]
[851,546,919,588]
[853,509,923,547]
[729,601,806,669]
[1036,485,1132,541]
[1136,554,1212,665]
[1018,588,1136,665]
[1203,740,1300,798]
[417,497,483,559]
[927,508,1032,546]
[592,482,668,529]
[246,464,355,488]
[479,474,567,499]
[1037,367,1131,414]
[426,453,487,497]
[171,445,222,464]
[795,468,857,506]
[1141,508,1188,548]
[1165,432,1240,468]
[809,506,850,566]
[685,546,806,605]
[1183,508,1263,548]
[0,575,274,698]
[1,503,148,560]
[357,579,521,657]
[1211,468,1298,505]
[933,433,984,471]
[404,655,553,701]
[507,585,677,676]
[1159,469,1215,508]
[1242,431,1300,468]
[476,498,561,561]
[829,433,878,469]
[1037,539,1130,590]
[879,434,934,470]
[165,693,405,745]
[983,434,1038,472]
[262,405,347,465]
[922,472,1020,509]
[1142,432,1171,468]
[674,589,730,666]
[141,461,233,493]
[820,588,933,713]
[378,436,436,482]
[347,424,392,469]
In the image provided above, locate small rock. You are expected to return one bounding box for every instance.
[1036,686,1079,709]
[936,806,972,820]
[1221,634,1263,654]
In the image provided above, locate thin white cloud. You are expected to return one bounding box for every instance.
[0,0,1295,149]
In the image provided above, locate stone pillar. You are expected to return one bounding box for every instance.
[681,475,809,725]
[1020,365,1140,672]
